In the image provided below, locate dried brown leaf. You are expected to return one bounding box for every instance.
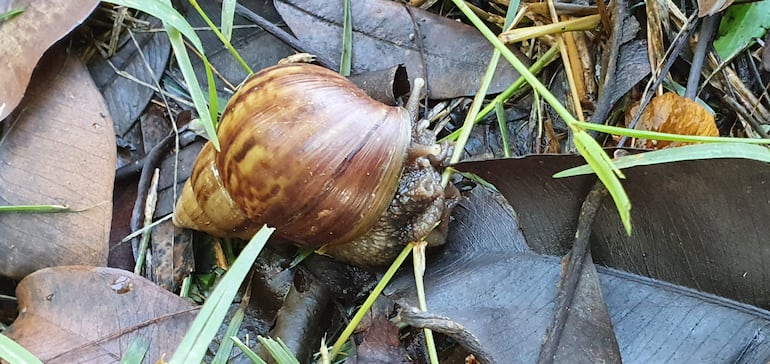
[5,266,196,363]
[274,0,523,99]
[632,92,718,149]
[0,49,115,279]
[0,0,99,120]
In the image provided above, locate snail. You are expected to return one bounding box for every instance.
[172,63,454,267]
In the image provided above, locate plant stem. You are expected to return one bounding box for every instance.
[188,0,253,75]
[329,243,414,358]
[685,14,718,100]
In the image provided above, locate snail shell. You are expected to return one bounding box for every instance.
[173,63,412,251]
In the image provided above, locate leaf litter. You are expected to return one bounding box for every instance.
[2,0,770,363]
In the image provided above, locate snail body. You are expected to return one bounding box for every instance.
[173,63,450,266]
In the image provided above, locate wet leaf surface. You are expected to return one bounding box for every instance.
[0,49,115,279]
[591,0,649,125]
[455,155,770,308]
[5,266,197,363]
[87,15,171,140]
[275,0,523,99]
[387,185,770,363]
[0,0,99,120]
[184,0,294,98]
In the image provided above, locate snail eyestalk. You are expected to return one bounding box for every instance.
[407,78,426,122]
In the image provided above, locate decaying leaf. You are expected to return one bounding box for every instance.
[456,155,770,309]
[0,0,99,121]
[697,0,734,17]
[631,92,718,149]
[387,186,770,362]
[88,15,171,139]
[274,0,522,99]
[591,0,649,126]
[0,49,115,279]
[5,266,197,363]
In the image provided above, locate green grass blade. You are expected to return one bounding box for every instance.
[330,243,414,358]
[257,337,300,364]
[572,120,770,144]
[211,282,251,364]
[503,0,520,29]
[231,337,266,364]
[169,225,274,364]
[103,0,204,51]
[106,0,221,150]
[221,0,236,41]
[490,0,520,160]
[0,333,43,364]
[204,56,220,131]
[495,101,512,157]
[188,0,253,74]
[440,44,560,142]
[0,7,23,22]
[119,337,149,364]
[449,0,633,232]
[412,243,438,364]
[0,205,70,213]
[574,131,631,234]
[166,27,220,150]
[555,143,770,178]
[447,1,577,131]
[339,0,353,76]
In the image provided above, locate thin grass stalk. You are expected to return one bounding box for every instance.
[441,44,561,142]
[412,242,439,364]
[449,0,633,233]
[188,0,253,75]
[339,0,353,76]
[329,242,414,358]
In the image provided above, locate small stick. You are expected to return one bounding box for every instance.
[685,14,720,100]
[233,3,336,69]
[130,133,176,258]
[537,181,609,364]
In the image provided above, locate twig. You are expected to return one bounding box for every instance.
[130,133,176,259]
[537,181,608,364]
[685,14,720,100]
[617,13,700,148]
[232,3,336,69]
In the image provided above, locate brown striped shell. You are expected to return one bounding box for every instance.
[173,63,411,250]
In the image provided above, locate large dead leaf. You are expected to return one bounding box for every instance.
[0,0,99,120]
[88,15,171,139]
[0,49,115,279]
[274,0,522,99]
[185,1,294,100]
[386,186,770,362]
[5,266,197,363]
[455,155,770,308]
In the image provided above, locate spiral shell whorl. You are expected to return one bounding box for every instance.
[174,63,411,248]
